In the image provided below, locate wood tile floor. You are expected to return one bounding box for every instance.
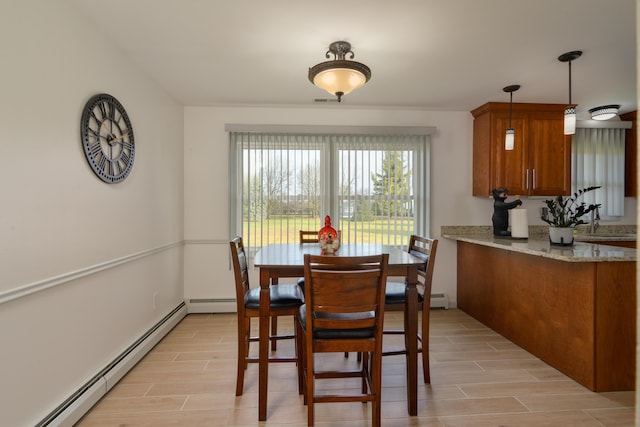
[75,309,635,426]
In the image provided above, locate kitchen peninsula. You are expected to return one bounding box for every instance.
[442,226,636,392]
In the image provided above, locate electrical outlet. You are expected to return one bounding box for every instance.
[153,292,159,311]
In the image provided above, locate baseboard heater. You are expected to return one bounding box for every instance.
[430,293,449,309]
[36,301,188,427]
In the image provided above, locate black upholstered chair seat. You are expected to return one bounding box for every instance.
[299,304,375,339]
[244,284,304,309]
[384,281,425,305]
[384,251,428,304]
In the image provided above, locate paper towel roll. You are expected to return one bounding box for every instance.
[510,208,529,238]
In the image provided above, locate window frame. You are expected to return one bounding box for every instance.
[228,125,434,256]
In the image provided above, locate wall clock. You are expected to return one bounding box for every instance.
[80,93,135,183]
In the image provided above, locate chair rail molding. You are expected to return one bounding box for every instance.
[0,241,183,305]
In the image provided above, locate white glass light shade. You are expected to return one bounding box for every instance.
[589,105,620,121]
[505,128,515,150]
[592,111,617,121]
[312,68,368,97]
[564,106,576,135]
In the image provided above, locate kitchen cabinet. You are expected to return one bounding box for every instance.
[471,102,571,197]
[455,240,636,392]
[620,110,637,197]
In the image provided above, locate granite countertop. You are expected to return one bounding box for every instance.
[441,225,636,262]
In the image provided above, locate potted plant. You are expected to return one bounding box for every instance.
[540,186,601,245]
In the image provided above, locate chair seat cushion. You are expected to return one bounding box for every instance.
[245,284,304,309]
[299,305,375,339]
[384,281,425,304]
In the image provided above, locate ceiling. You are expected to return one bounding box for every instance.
[69,0,637,118]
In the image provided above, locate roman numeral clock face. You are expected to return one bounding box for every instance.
[80,94,135,183]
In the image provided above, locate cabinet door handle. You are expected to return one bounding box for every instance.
[526,169,530,190]
[532,169,537,189]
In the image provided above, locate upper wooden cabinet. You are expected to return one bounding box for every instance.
[472,102,571,197]
[620,110,637,197]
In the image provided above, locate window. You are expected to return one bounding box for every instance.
[572,127,625,217]
[229,128,431,257]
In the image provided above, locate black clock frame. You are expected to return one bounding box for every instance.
[80,93,135,183]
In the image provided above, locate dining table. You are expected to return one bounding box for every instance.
[253,242,425,421]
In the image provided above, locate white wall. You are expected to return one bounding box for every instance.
[0,2,184,425]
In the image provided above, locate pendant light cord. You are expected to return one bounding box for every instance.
[568,60,572,105]
[509,91,513,128]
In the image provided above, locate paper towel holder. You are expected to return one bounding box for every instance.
[510,207,529,239]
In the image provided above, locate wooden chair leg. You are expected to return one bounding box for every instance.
[270,278,279,351]
[307,348,315,425]
[421,309,430,383]
[236,317,249,396]
[361,352,369,393]
[296,319,304,395]
[371,353,382,427]
[271,315,278,351]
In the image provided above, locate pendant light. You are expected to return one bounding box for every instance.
[503,85,520,150]
[308,41,371,102]
[558,50,582,135]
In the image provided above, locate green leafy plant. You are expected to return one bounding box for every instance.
[540,186,601,228]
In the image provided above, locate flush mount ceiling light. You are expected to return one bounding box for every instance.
[308,41,371,102]
[589,104,621,120]
[503,84,520,151]
[558,50,582,135]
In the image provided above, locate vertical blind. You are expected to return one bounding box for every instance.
[572,128,625,217]
[229,131,431,257]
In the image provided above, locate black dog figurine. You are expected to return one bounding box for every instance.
[492,188,522,237]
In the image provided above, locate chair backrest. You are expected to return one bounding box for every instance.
[299,230,318,244]
[229,236,250,314]
[407,235,438,295]
[303,254,389,335]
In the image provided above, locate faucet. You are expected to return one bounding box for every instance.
[589,206,600,234]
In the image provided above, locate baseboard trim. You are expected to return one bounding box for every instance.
[36,301,187,427]
[187,298,236,313]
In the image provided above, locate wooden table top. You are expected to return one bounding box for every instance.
[254,243,423,268]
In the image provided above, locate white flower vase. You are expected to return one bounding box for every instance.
[549,227,574,246]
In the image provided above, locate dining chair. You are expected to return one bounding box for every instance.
[229,236,305,396]
[296,253,389,427]
[268,230,318,351]
[295,230,319,291]
[296,229,341,292]
[296,229,351,357]
[383,235,438,383]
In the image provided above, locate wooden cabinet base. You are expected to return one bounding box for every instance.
[456,241,636,391]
